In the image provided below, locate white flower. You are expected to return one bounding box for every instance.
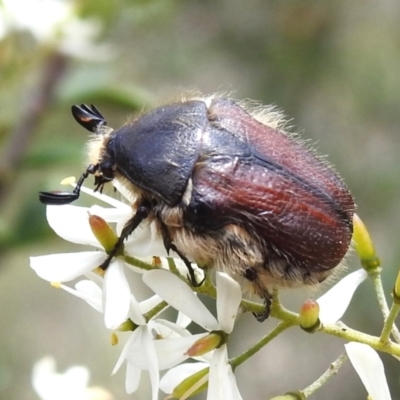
[0,0,110,59]
[112,290,201,399]
[56,274,188,399]
[144,270,243,400]
[30,188,164,329]
[56,274,191,399]
[32,356,114,400]
[30,204,130,329]
[345,342,392,400]
[317,269,368,324]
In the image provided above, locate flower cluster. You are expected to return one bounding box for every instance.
[30,183,245,399]
[30,182,394,399]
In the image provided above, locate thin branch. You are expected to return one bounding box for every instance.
[0,51,68,203]
[300,352,348,398]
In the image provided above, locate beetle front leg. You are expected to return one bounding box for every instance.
[99,200,151,270]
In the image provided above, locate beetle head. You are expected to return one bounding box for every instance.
[39,105,112,205]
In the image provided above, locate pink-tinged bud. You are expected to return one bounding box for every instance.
[88,214,118,253]
[299,300,320,332]
[393,269,400,303]
[352,214,380,271]
[185,331,228,357]
[169,367,208,399]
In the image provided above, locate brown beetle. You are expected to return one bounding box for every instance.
[39,95,354,320]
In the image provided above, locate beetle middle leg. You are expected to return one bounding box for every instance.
[160,223,205,287]
[99,199,151,270]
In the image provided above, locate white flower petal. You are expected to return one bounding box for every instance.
[115,327,160,398]
[138,294,164,315]
[160,362,209,394]
[141,327,160,400]
[30,252,105,282]
[151,319,191,339]
[226,363,243,400]
[123,221,168,258]
[143,270,219,331]
[46,205,100,247]
[207,346,242,400]
[345,342,391,400]
[103,259,131,329]
[89,205,131,223]
[317,269,368,324]
[113,329,141,375]
[78,184,130,209]
[216,272,241,333]
[129,294,146,326]
[59,281,102,312]
[176,311,192,329]
[153,334,207,370]
[125,362,141,394]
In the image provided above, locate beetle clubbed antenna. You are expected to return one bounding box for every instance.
[38,165,97,205]
[71,104,107,133]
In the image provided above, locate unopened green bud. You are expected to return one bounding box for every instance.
[393,269,400,303]
[88,214,119,253]
[352,214,380,271]
[116,319,136,332]
[169,367,208,399]
[299,300,320,332]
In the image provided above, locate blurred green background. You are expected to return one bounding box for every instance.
[1,0,400,399]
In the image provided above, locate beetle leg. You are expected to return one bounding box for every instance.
[243,266,272,322]
[253,292,272,322]
[160,223,205,287]
[99,200,151,270]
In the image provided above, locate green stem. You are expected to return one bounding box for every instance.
[144,301,169,321]
[321,321,400,357]
[369,269,400,343]
[300,353,348,398]
[230,322,293,369]
[167,257,179,274]
[380,302,400,344]
[124,255,155,271]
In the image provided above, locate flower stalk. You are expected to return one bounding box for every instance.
[300,353,348,398]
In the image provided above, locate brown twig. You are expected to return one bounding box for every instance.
[0,51,69,203]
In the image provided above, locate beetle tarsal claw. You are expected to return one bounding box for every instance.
[253,292,272,322]
[186,267,205,288]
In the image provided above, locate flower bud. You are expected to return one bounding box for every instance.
[116,319,136,332]
[169,367,208,399]
[352,214,380,271]
[185,331,228,357]
[393,269,400,303]
[299,300,320,332]
[88,214,118,253]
